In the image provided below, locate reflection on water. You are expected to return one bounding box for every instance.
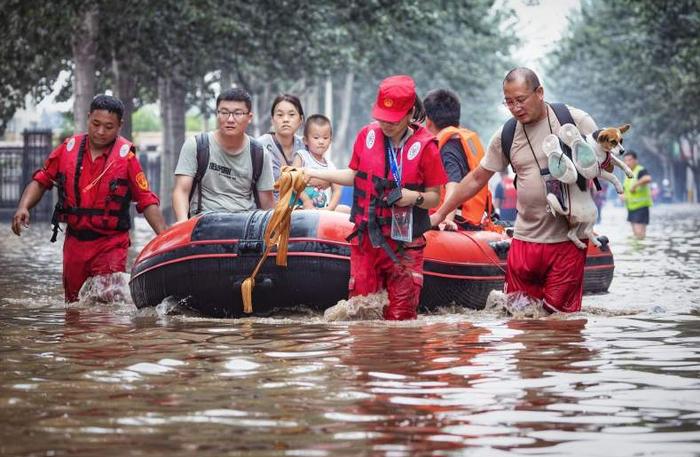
[1,204,699,456]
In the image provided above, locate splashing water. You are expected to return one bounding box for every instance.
[154,295,204,317]
[323,291,387,321]
[485,290,550,319]
[77,272,132,305]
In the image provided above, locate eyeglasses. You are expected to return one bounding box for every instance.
[217,110,250,120]
[503,87,539,109]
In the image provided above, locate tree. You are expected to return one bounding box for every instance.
[548,0,699,200]
[0,0,73,135]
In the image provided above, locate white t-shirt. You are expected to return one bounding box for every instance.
[295,149,337,207]
[174,132,274,213]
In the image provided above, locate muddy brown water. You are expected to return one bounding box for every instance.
[1,204,698,456]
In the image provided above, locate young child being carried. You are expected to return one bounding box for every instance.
[292,114,346,211]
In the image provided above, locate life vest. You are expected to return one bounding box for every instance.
[500,175,517,210]
[51,134,133,242]
[434,127,496,226]
[349,123,434,252]
[623,164,652,211]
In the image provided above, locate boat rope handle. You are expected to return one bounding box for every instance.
[241,166,307,313]
[456,231,508,275]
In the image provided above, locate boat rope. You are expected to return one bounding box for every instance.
[241,165,307,313]
[455,231,508,275]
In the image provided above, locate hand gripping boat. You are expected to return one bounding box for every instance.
[129,211,614,317]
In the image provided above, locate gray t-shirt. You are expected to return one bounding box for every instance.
[482,105,598,243]
[175,132,274,213]
[256,133,306,182]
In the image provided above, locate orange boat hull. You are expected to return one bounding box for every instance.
[129,211,613,316]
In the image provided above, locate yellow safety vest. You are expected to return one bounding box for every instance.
[623,165,653,210]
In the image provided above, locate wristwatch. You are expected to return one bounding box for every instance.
[414,192,424,207]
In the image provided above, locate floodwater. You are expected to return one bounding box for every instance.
[1,204,699,456]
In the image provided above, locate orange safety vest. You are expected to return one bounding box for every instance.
[435,127,496,227]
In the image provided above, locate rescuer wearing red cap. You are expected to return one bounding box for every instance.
[303,75,447,320]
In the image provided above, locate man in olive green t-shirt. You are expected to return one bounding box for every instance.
[173,88,274,222]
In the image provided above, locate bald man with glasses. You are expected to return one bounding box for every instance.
[432,67,601,314]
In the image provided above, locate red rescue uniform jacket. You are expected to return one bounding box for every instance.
[33,134,159,240]
[348,122,446,244]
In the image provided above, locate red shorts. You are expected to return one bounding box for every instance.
[349,235,425,320]
[505,238,587,313]
[63,232,130,302]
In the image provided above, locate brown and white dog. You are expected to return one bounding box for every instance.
[543,123,632,250]
[543,132,599,250]
[586,124,634,193]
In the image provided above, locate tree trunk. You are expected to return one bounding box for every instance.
[220,67,233,91]
[305,84,319,118]
[112,55,136,140]
[71,6,98,133]
[253,82,272,136]
[158,74,187,223]
[672,159,687,202]
[200,77,210,133]
[335,72,354,166]
[324,76,333,120]
[324,76,334,160]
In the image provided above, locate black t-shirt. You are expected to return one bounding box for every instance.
[441,138,469,183]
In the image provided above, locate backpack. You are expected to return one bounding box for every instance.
[500,102,600,192]
[188,133,265,215]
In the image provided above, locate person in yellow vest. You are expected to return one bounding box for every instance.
[423,89,496,231]
[622,151,653,239]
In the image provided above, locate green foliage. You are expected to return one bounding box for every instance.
[132,106,162,132]
[548,0,699,148]
[0,0,80,135]
[3,0,519,144]
[186,113,204,132]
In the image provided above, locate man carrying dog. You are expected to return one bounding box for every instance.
[431,67,599,313]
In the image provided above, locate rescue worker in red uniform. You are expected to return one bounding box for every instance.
[11,95,167,302]
[302,75,447,320]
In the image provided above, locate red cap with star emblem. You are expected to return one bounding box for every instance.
[371,75,416,123]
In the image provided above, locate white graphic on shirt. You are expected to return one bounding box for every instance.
[366,130,375,149]
[66,138,75,152]
[407,142,421,160]
[119,144,130,157]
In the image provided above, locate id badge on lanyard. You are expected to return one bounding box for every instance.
[388,141,413,242]
[391,206,413,242]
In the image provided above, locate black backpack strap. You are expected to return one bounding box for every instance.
[549,102,575,126]
[549,102,600,192]
[500,118,517,172]
[500,118,518,187]
[188,133,210,216]
[249,139,264,208]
